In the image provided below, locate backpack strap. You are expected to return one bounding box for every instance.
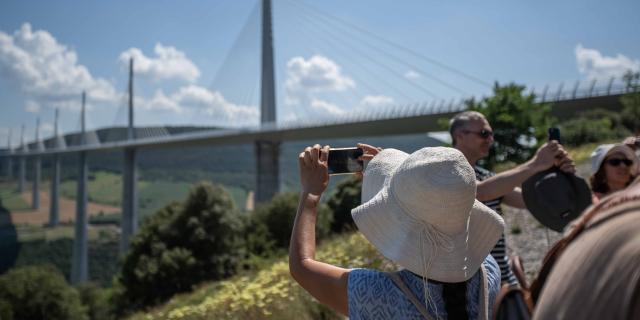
[386,272,433,320]
[478,264,489,320]
[386,267,489,320]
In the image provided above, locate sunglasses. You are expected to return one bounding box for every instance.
[462,129,494,139]
[605,158,633,167]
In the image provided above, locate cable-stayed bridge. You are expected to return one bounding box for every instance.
[0,0,632,284]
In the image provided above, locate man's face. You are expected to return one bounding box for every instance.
[456,118,494,160]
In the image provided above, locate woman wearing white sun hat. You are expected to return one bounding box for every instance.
[289,144,504,319]
[589,143,639,203]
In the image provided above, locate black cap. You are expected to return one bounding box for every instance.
[522,168,592,232]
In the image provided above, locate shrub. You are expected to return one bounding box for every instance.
[113,182,245,314]
[559,109,630,146]
[0,265,88,320]
[327,176,361,233]
[252,192,332,251]
[621,71,640,134]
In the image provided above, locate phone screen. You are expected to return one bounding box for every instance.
[327,148,364,175]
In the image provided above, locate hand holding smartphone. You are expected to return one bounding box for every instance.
[327,147,364,175]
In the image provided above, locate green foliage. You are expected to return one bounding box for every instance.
[467,83,553,169]
[327,176,361,233]
[559,109,630,146]
[78,282,115,320]
[113,182,245,314]
[621,71,640,134]
[3,233,120,287]
[129,232,392,320]
[0,265,88,320]
[252,192,332,251]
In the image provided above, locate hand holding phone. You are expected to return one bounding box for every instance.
[327,147,364,175]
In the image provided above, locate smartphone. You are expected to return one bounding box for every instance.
[327,147,364,175]
[548,127,561,143]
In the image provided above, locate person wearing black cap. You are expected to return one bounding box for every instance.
[448,111,575,287]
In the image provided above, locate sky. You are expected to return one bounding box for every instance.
[1,0,639,147]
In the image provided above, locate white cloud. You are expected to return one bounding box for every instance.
[0,23,117,109]
[138,85,259,125]
[140,90,183,113]
[24,100,40,113]
[575,44,640,80]
[310,99,346,117]
[39,122,53,136]
[285,55,355,105]
[360,95,395,109]
[404,70,421,80]
[119,43,200,83]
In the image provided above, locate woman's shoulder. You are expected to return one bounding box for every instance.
[347,268,426,319]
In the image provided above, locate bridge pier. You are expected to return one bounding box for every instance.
[71,151,88,284]
[5,156,11,179]
[32,157,41,209]
[120,148,137,254]
[49,154,60,226]
[71,91,88,284]
[255,140,280,203]
[18,156,25,193]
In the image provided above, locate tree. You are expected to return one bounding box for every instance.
[114,182,245,313]
[621,70,640,134]
[252,192,332,250]
[327,176,361,233]
[467,83,553,169]
[559,109,630,146]
[0,265,88,320]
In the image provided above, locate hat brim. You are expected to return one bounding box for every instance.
[352,187,504,283]
[361,148,409,203]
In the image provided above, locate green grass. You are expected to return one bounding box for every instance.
[60,171,122,207]
[57,171,250,221]
[14,225,108,242]
[0,185,30,212]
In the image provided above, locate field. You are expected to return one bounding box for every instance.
[0,170,253,286]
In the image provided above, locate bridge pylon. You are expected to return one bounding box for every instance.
[255,0,279,203]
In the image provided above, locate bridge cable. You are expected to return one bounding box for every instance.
[202,0,261,128]
[285,9,419,104]
[286,0,492,89]
[286,3,441,100]
[285,0,465,98]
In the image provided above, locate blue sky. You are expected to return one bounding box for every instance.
[1,0,639,147]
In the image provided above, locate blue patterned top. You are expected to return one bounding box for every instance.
[348,255,500,320]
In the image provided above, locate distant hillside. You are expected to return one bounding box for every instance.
[24,126,446,194]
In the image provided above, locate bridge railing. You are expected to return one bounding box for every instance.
[533,75,637,103]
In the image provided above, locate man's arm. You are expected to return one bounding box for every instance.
[476,141,574,202]
[289,145,350,316]
[502,188,526,209]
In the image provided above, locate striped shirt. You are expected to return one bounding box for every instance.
[474,166,519,287]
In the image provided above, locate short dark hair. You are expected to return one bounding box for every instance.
[449,111,486,146]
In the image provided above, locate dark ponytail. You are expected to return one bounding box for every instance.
[442,282,468,320]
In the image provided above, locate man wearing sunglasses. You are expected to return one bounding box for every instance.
[449,111,575,287]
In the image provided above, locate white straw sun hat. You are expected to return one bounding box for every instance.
[352,147,504,283]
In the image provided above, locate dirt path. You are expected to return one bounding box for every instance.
[6,191,120,226]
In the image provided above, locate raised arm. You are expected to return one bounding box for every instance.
[476,141,575,202]
[289,144,350,316]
